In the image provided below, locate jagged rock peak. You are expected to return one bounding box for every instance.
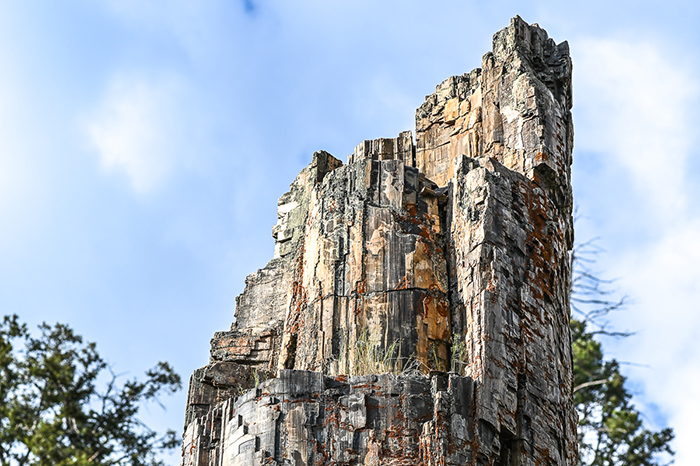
[182,17,577,466]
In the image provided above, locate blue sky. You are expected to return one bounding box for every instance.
[1,1,698,464]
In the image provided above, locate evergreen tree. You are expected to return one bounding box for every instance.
[0,315,181,466]
[572,240,674,466]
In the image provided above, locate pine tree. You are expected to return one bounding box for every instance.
[0,315,181,466]
[571,240,674,466]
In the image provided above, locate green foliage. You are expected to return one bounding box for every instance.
[572,319,674,466]
[252,368,260,388]
[351,330,400,375]
[0,315,181,466]
[427,342,446,372]
[449,333,467,374]
[571,240,674,466]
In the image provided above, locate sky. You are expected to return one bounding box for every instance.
[0,1,698,464]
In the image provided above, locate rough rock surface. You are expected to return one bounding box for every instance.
[182,16,577,466]
[183,370,475,466]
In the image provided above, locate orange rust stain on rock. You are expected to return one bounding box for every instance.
[395,275,410,290]
[405,202,418,217]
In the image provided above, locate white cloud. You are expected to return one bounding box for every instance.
[611,220,700,465]
[616,220,700,363]
[575,38,698,217]
[664,365,700,466]
[87,74,189,194]
[575,35,700,465]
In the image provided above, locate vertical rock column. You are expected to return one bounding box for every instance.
[181,16,578,466]
[449,156,576,466]
[278,133,452,375]
[416,16,573,195]
[416,16,577,466]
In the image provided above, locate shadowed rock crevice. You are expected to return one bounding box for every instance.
[181,16,576,466]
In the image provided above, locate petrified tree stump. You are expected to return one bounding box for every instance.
[182,16,577,466]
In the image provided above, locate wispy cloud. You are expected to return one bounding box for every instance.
[575,38,698,218]
[575,35,700,465]
[615,219,700,465]
[86,74,190,194]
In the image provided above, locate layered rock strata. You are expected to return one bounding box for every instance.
[182,16,576,466]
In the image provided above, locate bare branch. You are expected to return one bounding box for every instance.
[574,379,609,393]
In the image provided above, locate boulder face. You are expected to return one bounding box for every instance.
[182,16,577,466]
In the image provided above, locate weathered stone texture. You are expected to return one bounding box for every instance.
[277,149,450,375]
[448,155,576,465]
[182,16,576,466]
[416,17,573,207]
[182,370,475,466]
[348,131,415,166]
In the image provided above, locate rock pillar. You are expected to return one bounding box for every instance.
[181,16,577,466]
